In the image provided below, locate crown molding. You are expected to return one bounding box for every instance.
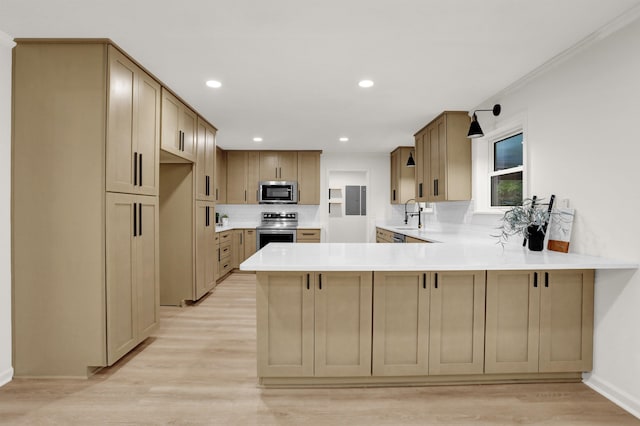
[473,3,640,110]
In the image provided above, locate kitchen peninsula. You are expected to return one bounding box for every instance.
[241,242,637,387]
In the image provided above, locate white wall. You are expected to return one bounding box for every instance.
[0,30,14,387]
[469,16,640,417]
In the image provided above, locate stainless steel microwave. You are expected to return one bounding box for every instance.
[258,181,298,204]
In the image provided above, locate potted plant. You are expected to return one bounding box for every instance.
[221,214,229,226]
[495,198,551,251]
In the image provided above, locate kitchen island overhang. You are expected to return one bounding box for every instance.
[243,243,637,387]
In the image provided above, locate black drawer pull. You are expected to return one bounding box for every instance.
[139,154,143,186]
[423,273,426,289]
[138,203,142,236]
[434,273,438,289]
[545,272,549,288]
[534,272,538,288]
[319,274,322,290]
[133,203,137,237]
[134,152,138,186]
[307,274,310,290]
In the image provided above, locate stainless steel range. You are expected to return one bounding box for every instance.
[256,212,298,250]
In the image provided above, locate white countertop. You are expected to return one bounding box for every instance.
[375,223,498,244]
[240,242,638,272]
[215,223,323,233]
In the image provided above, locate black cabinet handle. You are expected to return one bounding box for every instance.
[240,233,243,244]
[138,203,142,236]
[319,274,322,290]
[275,167,278,178]
[244,190,247,202]
[133,203,137,237]
[419,183,423,198]
[534,272,538,288]
[307,273,310,290]
[433,180,437,196]
[545,272,549,288]
[139,154,143,186]
[134,152,138,186]
[216,188,219,200]
[423,273,426,289]
[434,273,438,289]
[205,206,209,227]
[218,248,221,261]
[393,189,396,201]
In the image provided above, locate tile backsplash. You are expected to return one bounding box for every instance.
[216,204,321,226]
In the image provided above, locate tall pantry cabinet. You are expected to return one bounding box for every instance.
[12,40,161,377]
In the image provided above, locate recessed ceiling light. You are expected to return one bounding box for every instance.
[358,79,374,88]
[206,80,222,88]
[339,137,349,142]
[253,137,263,142]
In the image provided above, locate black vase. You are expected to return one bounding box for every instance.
[527,225,545,251]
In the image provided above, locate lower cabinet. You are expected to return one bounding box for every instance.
[244,229,257,259]
[372,272,430,376]
[428,271,486,375]
[376,227,394,243]
[257,271,372,378]
[106,193,160,364]
[372,271,485,376]
[194,201,216,300]
[296,228,321,243]
[485,270,594,374]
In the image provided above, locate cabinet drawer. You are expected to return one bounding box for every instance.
[219,241,232,260]
[296,228,320,242]
[219,230,232,243]
[406,236,429,243]
[219,259,232,276]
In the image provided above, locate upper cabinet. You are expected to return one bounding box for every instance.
[414,111,471,202]
[106,46,161,196]
[259,151,298,181]
[390,146,415,204]
[161,88,197,162]
[215,146,227,203]
[226,151,260,204]
[297,151,321,205]
[195,117,216,202]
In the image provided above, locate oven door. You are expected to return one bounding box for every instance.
[256,228,297,250]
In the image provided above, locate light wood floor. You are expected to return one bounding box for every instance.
[1,272,637,425]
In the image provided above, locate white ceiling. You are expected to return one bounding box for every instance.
[1,0,639,153]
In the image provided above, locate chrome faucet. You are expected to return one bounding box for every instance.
[404,199,422,228]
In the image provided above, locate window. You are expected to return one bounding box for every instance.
[490,132,523,206]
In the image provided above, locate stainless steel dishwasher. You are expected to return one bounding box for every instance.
[392,232,406,243]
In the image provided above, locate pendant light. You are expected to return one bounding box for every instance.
[406,151,416,167]
[467,104,502,138]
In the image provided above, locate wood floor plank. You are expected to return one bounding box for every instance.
[0,272,637,425]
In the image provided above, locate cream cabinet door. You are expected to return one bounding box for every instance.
[180,105,197,162]
[194,201,215,300]
[277,151,298,181]
[372,272,429,376]
[246,151,260,204]
[161,88,196,162]
[106,193,137,365]
[257,272,315,377]
[195,118,216,201]
[226,151,248,204]
[539,270,594,372]
[106,193,159,365]
[135,71,161,196]
[106,48,136,195]
[428,271,485,375]
[244,229,257,260]
[136,196,160,337]
[485,271,540,374]
[314,272,372,377]
[298,152,320,205]
[215,147,227,203]
[259,152,279,180]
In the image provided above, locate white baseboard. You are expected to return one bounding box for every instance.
[585,374,640,419]
[0,366,13,387]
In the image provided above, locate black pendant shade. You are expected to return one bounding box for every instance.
[467,104,502,139]
[406,151,415,167]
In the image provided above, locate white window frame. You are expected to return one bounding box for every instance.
[473,114,528,214]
